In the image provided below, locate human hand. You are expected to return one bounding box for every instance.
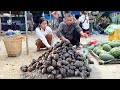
[47,46,52,50]
[60,36,70,43]
[76,49,80,54]
[64,38,70,43]
[32,22,35,25]
[83,33,88,38]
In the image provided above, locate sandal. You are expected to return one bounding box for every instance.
[88,60,94,64]
[76,46,81,50]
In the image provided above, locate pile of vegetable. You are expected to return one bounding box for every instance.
[104,24,120,34]
[87,40,120,61]
[20,40,92,79]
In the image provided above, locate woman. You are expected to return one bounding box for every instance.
[78,11,90,36]
[35,17,54,51]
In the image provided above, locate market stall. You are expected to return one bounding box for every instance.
[86,39,120,65]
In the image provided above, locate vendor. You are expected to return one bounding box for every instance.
[35,17,54,51]
[56,13,88,50]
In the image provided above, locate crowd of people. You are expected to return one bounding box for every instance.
[5,11,111,51]
[35,11,89,51]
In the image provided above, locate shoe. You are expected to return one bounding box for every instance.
[88,60,94,64]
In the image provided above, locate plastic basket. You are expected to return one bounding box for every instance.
[109,29,120,41]
[3,36,22,57]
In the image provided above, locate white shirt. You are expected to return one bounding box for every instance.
[35,26,54,47]
[78,14,89,30]
[58,11,62,17]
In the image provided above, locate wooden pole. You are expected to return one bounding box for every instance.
[25,11,29,55]
[9,11,12,20]
[0,16,1,31]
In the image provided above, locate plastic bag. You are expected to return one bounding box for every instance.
[104,24,120,34]
[89,39,98,45]
[14,30,21,35]
[6,29,14,36]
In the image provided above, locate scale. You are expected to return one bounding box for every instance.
[80,42,89,56]
[80,48,89,55]
[80,41,89,64]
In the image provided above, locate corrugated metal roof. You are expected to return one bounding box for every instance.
[0,11,22,14]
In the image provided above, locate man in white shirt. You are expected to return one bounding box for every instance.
[7,18,12,29]
[78,11,90,36]
[35,17,54,51]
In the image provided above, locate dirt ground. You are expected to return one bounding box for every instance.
[0,31,120,79]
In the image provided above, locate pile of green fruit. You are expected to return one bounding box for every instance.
[20,40,92,79]
[87,40,120,61]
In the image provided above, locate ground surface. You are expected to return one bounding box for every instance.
[0,31,120,79]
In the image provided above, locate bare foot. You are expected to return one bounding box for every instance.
[37,49,41,51]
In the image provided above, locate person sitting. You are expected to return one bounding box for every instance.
[99,16,109,34]
[35,17,54,51]
[56,13,88,50]
[78,11,90,36]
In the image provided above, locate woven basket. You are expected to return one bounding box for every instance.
[3,36,22,57]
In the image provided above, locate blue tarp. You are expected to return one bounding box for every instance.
[71,11,80,15]
[99,11,120,12]
[45,14,54,20]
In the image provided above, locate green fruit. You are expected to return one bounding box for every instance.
[93,47,99,53]
[112,40,120,43]
[88,45,95,51]
[98,50,108,56]
[99,53,115,61]
[101,41,110,46]
[96,49,102,56]
[110,47,120,58]
[108,41,120,47]
[102,44,112,52]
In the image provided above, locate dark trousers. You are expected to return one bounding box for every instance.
[8,25,11,29]
[69,30,80,47]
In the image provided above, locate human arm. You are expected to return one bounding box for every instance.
[56,23,70,42]
[80,31,88,38]
[74,22,88,38]
[48,27,54,47]
[31,18,34,24]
